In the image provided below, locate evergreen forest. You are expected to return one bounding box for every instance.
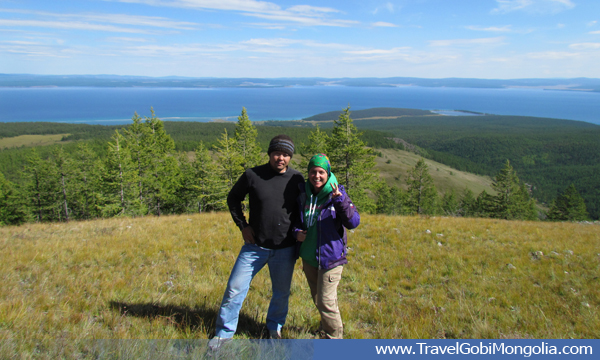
[0,107,596,226]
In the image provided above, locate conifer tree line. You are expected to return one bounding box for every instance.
[0,107,590,226]
[375,159,540,220]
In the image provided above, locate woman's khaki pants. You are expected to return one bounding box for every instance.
[302,260,344,339]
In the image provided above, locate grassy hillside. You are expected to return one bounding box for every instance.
[374,148,494,196]
[303,108,434,121]
[1,213,598,356]
[0,134,70,149]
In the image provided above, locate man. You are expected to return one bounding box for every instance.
[209,135,304,349]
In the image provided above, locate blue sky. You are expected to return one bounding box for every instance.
[1,0,599,78]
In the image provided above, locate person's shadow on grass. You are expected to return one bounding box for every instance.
[109,301,271,339]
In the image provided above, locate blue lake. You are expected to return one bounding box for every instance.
[1,86,599,125]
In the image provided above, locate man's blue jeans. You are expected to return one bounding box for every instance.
[215,243,296,338]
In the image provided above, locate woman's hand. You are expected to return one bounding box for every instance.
[331,183,342,198]
[297,230,307,242]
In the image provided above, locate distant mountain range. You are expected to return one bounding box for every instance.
[2,74,600,92]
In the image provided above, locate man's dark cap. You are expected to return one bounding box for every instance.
[268,135,294,157]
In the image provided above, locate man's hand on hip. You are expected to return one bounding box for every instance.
[242,226,255,244]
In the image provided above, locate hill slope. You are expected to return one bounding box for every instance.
[1,212,598,353]
[303,107,434,121]
[374,148,494,196]
[297,109,600,218]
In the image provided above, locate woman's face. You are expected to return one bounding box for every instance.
[308,166,328,193]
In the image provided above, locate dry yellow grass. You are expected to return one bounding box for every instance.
[0,134,70,149]
[1,213,598,354]
[375,148,494,195]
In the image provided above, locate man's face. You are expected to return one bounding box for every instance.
[269,151,291,173]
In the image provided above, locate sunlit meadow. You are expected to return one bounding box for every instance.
[1,213,598,355]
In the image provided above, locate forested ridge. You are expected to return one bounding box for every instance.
[303,107,434,121]
[0,120,400,183]
[1,108,597,223]
[314,113,600,219]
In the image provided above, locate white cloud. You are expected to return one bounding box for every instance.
[590,30,600,35]
[526,51,580,59]
[287,5,339,15]
[111,37,351,58]
[113,0,355,27]
[246,23,287,30]
[245,12,358,27]
[0,40,71,58]
[241,38,348,51]
[372,22,397,28]
[466,25,512,32]
[492,0,575,15]
[106,37,151,42]
[569,42,600,50]
[429,37,506,47]
[242,38,299,47]
[0,9,201,33]
[345,47,410,55]
[114,0,281,13]
[0,40,41,45]
[372,2,395,15]
[587,21,597,27]
[0,8,198,29]
[557,23,565,28]
[0,19,153,34]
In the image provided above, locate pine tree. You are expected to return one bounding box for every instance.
[492,160,537,220]
[180,142,229,212]
[214,129,244,188]
[70,143,103,220]
[299,125,329,171]
[474,190,494,217]
[139,110,180,216]
[233,107,262,170]
[375,181,408,215]
[327,107,378,213]
[103,130,143,217]
[406,158,438,215]
[0,172,28,226]
[547,184,589,221]
[195,143,229,212]
[51,146,72,221]
[459,188,477,217]
[121,109,180,216]
[123,112,151,206]
[176,151,199,214]
[442,189,460,216]
[24,149,60,222]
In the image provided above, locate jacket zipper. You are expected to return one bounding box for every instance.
[318,209,322,270]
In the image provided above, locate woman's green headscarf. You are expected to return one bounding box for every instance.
[300,154,338,267]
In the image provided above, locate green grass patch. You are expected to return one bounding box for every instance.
[0,134,70,149]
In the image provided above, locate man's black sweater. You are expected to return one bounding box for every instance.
[227,163,304,249]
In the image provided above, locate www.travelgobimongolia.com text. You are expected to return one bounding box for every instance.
[375,342,592,357]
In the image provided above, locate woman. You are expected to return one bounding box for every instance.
[296,153,360,339]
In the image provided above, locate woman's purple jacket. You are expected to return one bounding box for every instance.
[294,183,360,270]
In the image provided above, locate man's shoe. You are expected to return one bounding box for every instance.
[269,329,282,339]
[207,336,232,354]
